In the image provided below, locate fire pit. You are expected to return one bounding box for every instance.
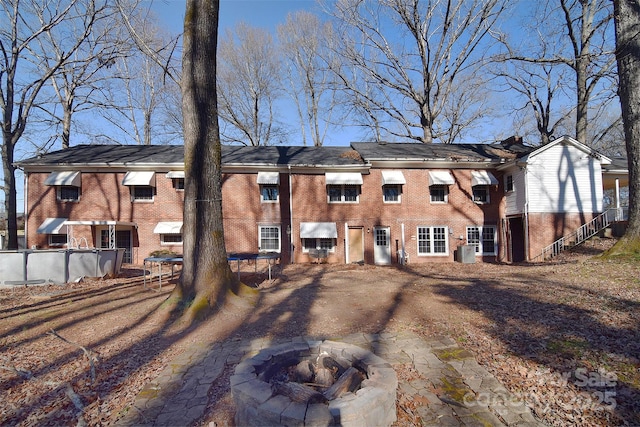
[231,339,397,426]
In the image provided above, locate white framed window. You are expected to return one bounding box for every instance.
[430,185,448,203]
[466,226,497,255]
[49,234,67,247]
[327,185,360,203]
[505,175,514,193]
[172,178,184,190]
[383,185,401,203]
[259,225,281,252]
[260,184,279,203]
[417,226,449,256]
[472,185,489,204]
[302,238,336,253]
[131,185,154,202]
[57,186,80,202]
[161,234,183,245]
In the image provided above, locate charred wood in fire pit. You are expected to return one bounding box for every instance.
[293,360,314,383]
[321,355,347,377]
[315,366,335,387]
[272,381,328,404]
[322,367,365,400]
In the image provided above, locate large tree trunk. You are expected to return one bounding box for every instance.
[178,0,238,319]
[607,0,640,255]
[1,137,18,250]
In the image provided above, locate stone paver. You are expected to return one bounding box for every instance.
[116,332,546,426]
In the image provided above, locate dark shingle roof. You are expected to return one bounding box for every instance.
[17,144,365,167]
[351,141,533,162]
[17,144,184,166]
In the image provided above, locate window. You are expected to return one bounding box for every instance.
[131,186,154,201]
[57,186,80,202]
[472,185,489,204]
[383,185,401,203]
[259,225,281,252]
[260,184,279,202]
[467,226,497,255]
[172,178,185,190]
[161,234,183,244]
[430,185,448,203]
[417,226,449,255]
[302,238,336,252]
[327,185,360,203]
[505,175,514,193]
[49,234,67,247]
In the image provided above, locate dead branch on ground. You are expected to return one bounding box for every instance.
[47,329,99,383]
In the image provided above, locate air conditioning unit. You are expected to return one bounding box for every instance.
[456,245,476,264]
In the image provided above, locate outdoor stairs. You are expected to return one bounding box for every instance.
[537,208,620,261]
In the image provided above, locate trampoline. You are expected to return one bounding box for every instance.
[143,253,280,289]
[227,252,280,281]
[143,256,183,289]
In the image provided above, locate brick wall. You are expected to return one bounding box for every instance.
[526,212,598,260]
[28,167,598,266]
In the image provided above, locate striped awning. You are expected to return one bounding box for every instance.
[44,171,81,187]
[300,222,338,239]
[153,222,183,234]
[325,172,363,185]
[122,171,156,186]
[37,217,68,234]
[471,170,498,186]
[257,171,280,185]
[381,170,406,185]
[428,170,455,186]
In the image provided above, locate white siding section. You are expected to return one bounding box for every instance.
[504,166,527,215]
[525,143,603,213]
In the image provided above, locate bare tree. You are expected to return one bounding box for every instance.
[1,0,104,249]
[277,11,337,147]
[40,3,127,149]
[217,22,285,146]
[494,61,571,145]
[179,0,238,319]
[99,24,180,146]
[326,0,507,144]
[607,0,640,255]
[497,0,616,144]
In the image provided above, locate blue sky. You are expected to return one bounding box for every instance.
[152,0,320,33]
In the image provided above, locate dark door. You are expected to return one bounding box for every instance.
[509,217,525,262]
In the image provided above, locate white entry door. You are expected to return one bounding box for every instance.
[374,227,391,265]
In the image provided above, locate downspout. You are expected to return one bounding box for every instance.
[23,171,28,249]
[523,165,530,261]
[344,222,349,264]
[288,165,293,264]
[401,223,405,265]
[615,178,621,221]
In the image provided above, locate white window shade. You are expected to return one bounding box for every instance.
[153,222,183,234]
[166,171,185,178]
[257,171,280,185]
[381,170,406,185]
[122,171,156,186]
[325,172,363,185]
[300,222,338,239]
[471,170,498,186]
[44,171,81,187]
[37,217,68,234]
[428,171,455,186]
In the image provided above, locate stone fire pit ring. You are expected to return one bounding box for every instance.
[231,339,398,426]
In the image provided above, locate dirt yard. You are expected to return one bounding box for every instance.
[1,239,639,426]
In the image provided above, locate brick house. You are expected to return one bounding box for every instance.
[16,136,626,265]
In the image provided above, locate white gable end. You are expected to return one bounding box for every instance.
[525,140,604,213]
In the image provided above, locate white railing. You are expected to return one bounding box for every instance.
[536,208,620,261]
